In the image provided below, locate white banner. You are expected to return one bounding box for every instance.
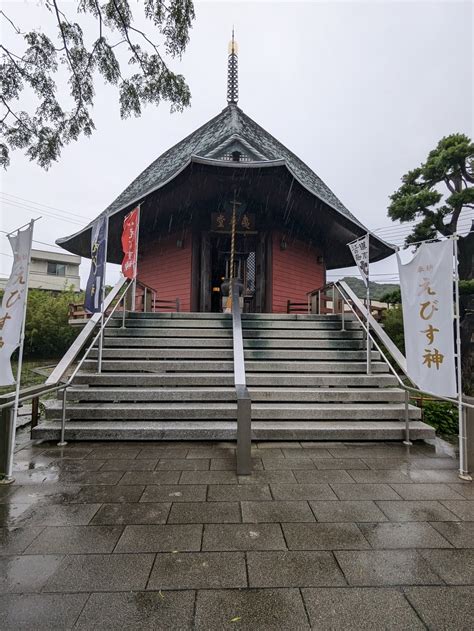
[0,224,33,386]
[349,234,369,286]
[397,239,456,397]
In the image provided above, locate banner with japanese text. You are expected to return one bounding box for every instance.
[85,216,107,313]
[348,234,369,286]
[397,240,456,397]
[121,207,140,279]
[0,223,33,386]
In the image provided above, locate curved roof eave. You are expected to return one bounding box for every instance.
[57,155,396,263]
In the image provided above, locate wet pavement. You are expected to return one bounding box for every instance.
[0,439,473,630]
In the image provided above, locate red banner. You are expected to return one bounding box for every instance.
[121,207,140,279]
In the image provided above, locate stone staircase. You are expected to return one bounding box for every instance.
[33,312,435,441]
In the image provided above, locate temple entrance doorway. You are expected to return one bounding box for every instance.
[209,233,257,312]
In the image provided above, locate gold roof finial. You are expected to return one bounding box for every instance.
[227,28,238,105]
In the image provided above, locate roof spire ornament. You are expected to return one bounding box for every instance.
[227,28,239,105]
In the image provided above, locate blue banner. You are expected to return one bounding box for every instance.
[85,217,107,314]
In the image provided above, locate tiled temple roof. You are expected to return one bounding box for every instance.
[58,104,380,251]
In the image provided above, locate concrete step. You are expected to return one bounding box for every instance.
[101,337,366,350]
[125,312,349,321]
[105,328,363,339]
[73,372,399,388]
[82,360,390,373]
[65,387,406,403]
[89,348,381,361]
[32,420,435,441]
[44,401,420,421]
[112,319,360,331]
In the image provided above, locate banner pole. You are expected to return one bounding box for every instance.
[97,217,109,374]
[366,281,371,375]
[132,205,141,312]
[454,235,470,480]
[366,237,371,375]
[8,219,35,479]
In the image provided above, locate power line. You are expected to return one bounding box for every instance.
[1,192,95,222]
[0,198,88,228]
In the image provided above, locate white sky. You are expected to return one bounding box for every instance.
[0,0,473,289]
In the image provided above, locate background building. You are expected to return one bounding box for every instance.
[0,248,81,292]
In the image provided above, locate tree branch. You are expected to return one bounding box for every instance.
[0,10,22,34]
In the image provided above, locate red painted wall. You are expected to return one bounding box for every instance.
[271,231,325,313]
[137,231,192,311]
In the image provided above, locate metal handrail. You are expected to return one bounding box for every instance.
[326,280,473,480]
[231,282,252,475]
[54,279,134,445]
[337,281,408,375]
[46,277,128,386]
[0,277,129,412]
[332,281,474,411]
[0,277,133,482]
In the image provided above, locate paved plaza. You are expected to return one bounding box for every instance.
[0,439,473,629]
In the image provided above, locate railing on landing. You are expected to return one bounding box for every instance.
[0,276,133,483]
[231,282,252,475]
[322,280,473,480]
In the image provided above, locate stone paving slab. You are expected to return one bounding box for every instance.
[148,551,247,589]
[440,499,474,520]
[419,549,474,585]
[247,551,346,587]
[43,553,155,592]
[357,522,452,549]
[430,521,474,547]
[270,483,338,500]
[1,439,472,630]
[75,590,195,630]
[283,522,371,550]
[0,554,63,593]
[9,502,101,526]
[202,523,287,551]
[114,524,202,552]
[309,500,388,522]
[194,588,310,630]
[335,550,443,586]
[140,484,207,502]
[376,500,460,522]
[168,501,241,523]
[0,593,88,629]
[403,586,474,630]
[101,459,158,471]
[24,524,124,554]
[302,587,425,630]
[242,500,315,523]
[91,502,171,525]
[207,484,271,501]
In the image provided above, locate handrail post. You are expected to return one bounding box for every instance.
[57,388,68,447]
[97,315,104,374]
[403,390,412,446]
[366,290,372,375]
[231,283,251,475]
[236,385,251,475]
[338,286,345,331]
[0,406,16,484]
[121,298,126,328]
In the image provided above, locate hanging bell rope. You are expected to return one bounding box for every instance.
[225,196,238,313]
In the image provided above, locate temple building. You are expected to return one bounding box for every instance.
[33,36,433,446]
[58,35,393,312]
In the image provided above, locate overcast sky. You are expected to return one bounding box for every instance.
[1,0,473,288]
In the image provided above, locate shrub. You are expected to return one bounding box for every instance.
[421,400,458,435]
[381,306,405,353]
[23,288,82,358]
